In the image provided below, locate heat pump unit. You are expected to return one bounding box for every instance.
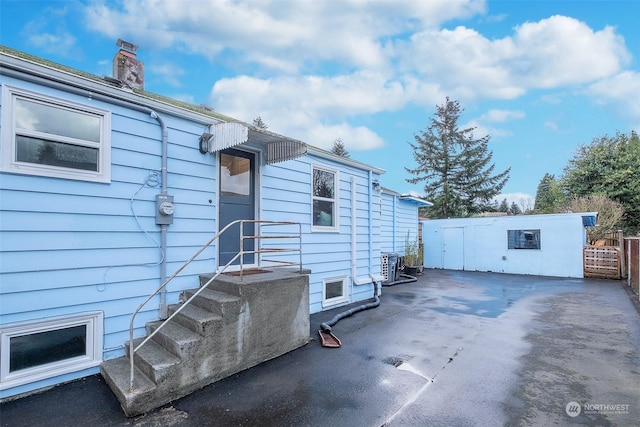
[381,252,400,283]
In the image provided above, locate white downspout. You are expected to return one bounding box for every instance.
[368,171,385,288]
[351,177,367,284]
[351,174,384,288]
[392,192,397,252]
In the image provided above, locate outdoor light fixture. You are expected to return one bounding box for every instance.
[372,180,381,191]
[199,132,213,154]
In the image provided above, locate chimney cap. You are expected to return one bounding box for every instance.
[116,39,138,52]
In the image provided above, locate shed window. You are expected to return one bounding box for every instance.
[1,85,111,182]
[312,166,338,231]
[508,229,541,250]
[0,312,103,390]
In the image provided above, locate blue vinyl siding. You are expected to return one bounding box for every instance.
[396,202,420,256]
[380,191,420,256]
[0,75,218,398]
[0,60,411,398]
[381,192,396,251]
[261,154,381,313]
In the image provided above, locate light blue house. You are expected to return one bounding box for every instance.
[380,188,429,256]
[0,45,425,404]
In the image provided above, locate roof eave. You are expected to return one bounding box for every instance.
[400,194,432,206]
[306,145,385,174]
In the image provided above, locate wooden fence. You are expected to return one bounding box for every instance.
[583,246,621,279]
[584,233,640,301]
[624,237,640,297]
[597,230,624,247]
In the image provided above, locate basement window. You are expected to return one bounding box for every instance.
[1,85,111,183]
[322,276,348,307]
[0,312,103,390]
[508,229,541,250]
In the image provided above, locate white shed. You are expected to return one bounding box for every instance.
[422,212,597,278]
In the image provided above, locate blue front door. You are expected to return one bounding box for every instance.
[219,149,255,266]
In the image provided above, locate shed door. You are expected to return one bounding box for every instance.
[443,227,464,270]
[219,149,255,266]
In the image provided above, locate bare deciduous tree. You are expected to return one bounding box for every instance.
[566,195,624,244]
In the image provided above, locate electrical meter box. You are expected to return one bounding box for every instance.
[156,194,174,225]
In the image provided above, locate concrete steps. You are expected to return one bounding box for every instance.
[127,338,181,383]
[100,270,310,417]
[184,288,242,318]
[167,302,223,336]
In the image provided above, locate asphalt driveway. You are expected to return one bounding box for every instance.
[1,270,639,426]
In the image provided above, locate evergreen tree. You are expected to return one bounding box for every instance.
[499,198,509,212]
[534,173,563,213]
[330,138,350,158]
[485,199,499,213]
[252,116,268,129]
[509,202,522,215]
[562,131,640,233]
[406,97,510,218]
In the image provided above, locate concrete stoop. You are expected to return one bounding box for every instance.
[100,269,310,417]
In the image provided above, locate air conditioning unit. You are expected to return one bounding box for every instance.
[381,252,401,283]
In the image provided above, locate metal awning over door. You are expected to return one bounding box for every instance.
[207,122,307,164]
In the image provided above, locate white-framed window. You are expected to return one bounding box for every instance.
[0,311,104,390]
[312,165,338,231]
[322,276,348,307]
[1,85,111,182]
[507,229,541,250]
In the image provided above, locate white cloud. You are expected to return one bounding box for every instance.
[393,16,630,105]
[540,93,563,104]
[21,6,78,57]
[83,0,485,72]
[462,120,512,140]
[482,13,507,24]
[82,3,631,99]
[586,71,640,127]
[395,26,527,103]
[480,109,525,123]
[461,109,524,140]
[509,16,630,87]
[211,71,404,118]
[304,123,385,151]
[209,73,403,149]
[79,2,636,150]
[147,63,186,87]
[544,120,560,131]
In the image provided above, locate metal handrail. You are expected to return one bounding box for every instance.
[127,220,302,390]
[239,220,302,278]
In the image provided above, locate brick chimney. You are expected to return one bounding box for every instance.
[113,39,144,90]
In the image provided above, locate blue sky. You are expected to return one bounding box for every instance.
[2,0,639,209]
